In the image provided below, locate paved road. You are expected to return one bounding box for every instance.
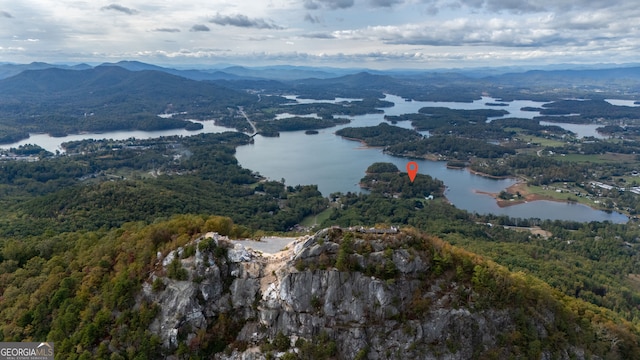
[238,106,257,135]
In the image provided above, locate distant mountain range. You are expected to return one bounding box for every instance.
[0,65,254,105]
[0,62,92,79]
[2,60,640,85]
[0,59,638,143]
[6,61,629,137]
[0,65,256,142]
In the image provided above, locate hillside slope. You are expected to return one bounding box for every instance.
[0,66,256,141]
[2,216,635,359]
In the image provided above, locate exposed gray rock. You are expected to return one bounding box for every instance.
[161,250,176,267]
[140,229,602,360]
[231,278,260,309]
[392,248,427,273]
[147,278,204,348]
[228,243,253,263]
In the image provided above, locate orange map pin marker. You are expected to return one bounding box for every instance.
[406,161,418,182]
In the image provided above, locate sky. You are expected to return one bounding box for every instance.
[0,0,639,69]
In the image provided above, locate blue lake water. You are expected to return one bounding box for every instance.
[0,95,630,223]
[235,119,627,223]
[605,99,640,107]
[0,120,232,154]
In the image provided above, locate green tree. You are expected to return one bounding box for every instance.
[167,256,188,281]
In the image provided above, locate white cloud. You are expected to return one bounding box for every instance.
[0,0,637,68]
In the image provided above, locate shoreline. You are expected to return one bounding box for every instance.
[475,181,582,208]
[320,141,627,216]
[337,135,386,150]
[467,168,511,180]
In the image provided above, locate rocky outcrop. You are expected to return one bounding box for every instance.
[143,235,232,348]
[140,228,604,360]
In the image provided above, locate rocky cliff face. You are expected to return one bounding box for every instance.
[140,228,604,359]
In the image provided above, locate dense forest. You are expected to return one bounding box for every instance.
[383,113,570,142]
[0,133,328,236]
[257,116,350,137]
[336,123,422,146]
[359,162,444,199]
[335,123,516,160]
[386,135,516,160]
[2,213,639,359]
[536,99,640,123]
[0,214,246,358]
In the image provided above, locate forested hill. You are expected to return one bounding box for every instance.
[0,65,256,105]
[0,66,257,142]
[1,218,638,359]
[0,62,92,80]
[490,66,640,85]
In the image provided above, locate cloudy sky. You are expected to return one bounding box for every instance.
[1,0,638,69]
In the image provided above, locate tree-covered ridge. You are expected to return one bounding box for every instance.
[386,135,516,160]
[1,62,640,357]
[19,64,625,163]
[0,214,247,359]
[223,66,640,104]
[1,215,638,359]
[384,112,570,142]
[537,99,640,123]
[257,116,350,137]
[0,66,257,142]
[384,107,509,138]
[292,227,640,359]
[0,111,638,337]
[359,162,444,199]
[335,122,422,146]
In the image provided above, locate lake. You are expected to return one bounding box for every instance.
[234,118,627,223]
[605,99,640,107]
[0,120,232,154]
[236,94,627,222]
[377,94,606,138]
[0,95,630,223]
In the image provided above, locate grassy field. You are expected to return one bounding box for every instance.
[300,208,333,228]
[516,135,567,147]
[615,176,640,186]
[521,183,602,208]
[551,152,637,164]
